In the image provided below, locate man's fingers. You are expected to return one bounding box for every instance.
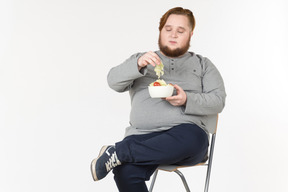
[146,58,155,66]
[164,84,187,106]
[147,51,161,65]
[138,51,162,68]
[172,84,181,91]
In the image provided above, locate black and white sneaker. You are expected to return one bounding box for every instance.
[91,145,121,181]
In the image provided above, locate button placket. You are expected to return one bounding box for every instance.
[170,59,175,73]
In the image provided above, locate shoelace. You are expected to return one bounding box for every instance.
[105,151,121,172]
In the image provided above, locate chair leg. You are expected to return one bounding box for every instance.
[174,170,191,192]
[204,133,216,192]
[149,169,158,192]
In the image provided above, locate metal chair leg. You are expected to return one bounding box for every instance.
[175,170,191,192]
[204,133,216,192]
[149,169,158,192]
[149,169,191,192]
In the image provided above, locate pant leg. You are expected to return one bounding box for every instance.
[113,164,158,192]
[116,123,209,166]
[113,132,161,192]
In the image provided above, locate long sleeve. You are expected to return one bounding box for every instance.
[184,57,226,115]
[107,53,146,92]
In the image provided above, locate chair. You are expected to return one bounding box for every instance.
[149,114,219,192]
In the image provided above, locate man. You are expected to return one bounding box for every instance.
[91,7,226,192]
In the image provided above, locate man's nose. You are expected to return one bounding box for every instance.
[171,30,178,38]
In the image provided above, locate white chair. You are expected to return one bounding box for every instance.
[149,115,219,192]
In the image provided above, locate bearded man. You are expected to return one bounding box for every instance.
[90,7,226,192]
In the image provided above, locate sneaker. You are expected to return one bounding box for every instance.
[91,145,121,181]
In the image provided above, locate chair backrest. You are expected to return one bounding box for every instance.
[205,114,219,134]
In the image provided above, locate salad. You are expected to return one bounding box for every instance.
[154,61,164,79]
[149,79,172,86]
[149,61,172,87]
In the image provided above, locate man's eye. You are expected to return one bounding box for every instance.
[178,30,184,33]
[166,28,172,31]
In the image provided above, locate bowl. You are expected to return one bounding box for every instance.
[148,85,174,98]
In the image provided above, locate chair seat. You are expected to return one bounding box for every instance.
[158,162,208,173]
[158,154,209,172]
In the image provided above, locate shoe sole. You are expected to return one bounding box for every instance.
[91,145,109,181]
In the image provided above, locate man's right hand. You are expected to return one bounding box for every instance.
[137,51,161,70]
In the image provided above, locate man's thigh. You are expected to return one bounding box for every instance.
[116,124,208,165]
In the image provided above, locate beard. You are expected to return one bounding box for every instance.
[158,35,191,57]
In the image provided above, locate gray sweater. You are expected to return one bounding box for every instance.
[107,51,226,137]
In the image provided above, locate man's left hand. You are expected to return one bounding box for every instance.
[165,84,187,106]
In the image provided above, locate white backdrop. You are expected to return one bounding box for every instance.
[1,0,288,191]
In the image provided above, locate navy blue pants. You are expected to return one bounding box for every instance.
[113,123,209,192]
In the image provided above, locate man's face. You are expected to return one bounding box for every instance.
[159,14,193,57]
